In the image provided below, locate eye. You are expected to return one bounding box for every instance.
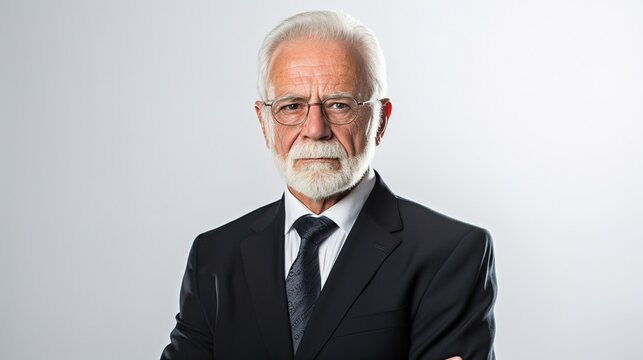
[325,100,353,112]
[277,101,305,113]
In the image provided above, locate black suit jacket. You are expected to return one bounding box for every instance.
[161,174,496,359]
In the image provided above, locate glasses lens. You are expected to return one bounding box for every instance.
[323,97,358,124]
[272,99,307,125]
[270,97,361,125]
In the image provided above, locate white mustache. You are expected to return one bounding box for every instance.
[287,141,347,160]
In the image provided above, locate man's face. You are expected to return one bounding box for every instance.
[256,38,386,200]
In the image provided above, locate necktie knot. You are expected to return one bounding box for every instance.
[292,215,338,247]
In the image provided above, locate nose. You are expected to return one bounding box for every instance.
[300,103,332,140]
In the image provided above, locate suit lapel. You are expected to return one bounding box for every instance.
[295,174,404,360]
[240,198,294,360]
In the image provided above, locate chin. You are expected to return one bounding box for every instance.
[287,165,354,201]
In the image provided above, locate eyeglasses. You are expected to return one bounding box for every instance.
[262,96,379,126]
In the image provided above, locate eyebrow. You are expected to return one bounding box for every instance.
[271,94,307,103]
[323,92,355,100]
[272,92,356,103]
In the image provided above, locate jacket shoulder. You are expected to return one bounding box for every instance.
[195,199,281,247]
[395,195,490,243]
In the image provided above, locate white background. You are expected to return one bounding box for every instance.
[1,0,641,359]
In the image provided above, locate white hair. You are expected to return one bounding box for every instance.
[257,10,387,101]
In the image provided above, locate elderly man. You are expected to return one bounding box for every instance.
[162,10,496,360]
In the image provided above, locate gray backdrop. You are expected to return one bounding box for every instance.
[1,0,641,359]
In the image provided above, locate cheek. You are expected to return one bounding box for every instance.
[336,122,370,156]
[273,127,300,157]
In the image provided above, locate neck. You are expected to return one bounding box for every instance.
[287,187,350,215]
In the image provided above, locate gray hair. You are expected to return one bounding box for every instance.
[257,10,387,101]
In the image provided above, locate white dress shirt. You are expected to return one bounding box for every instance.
[283,167,376,288]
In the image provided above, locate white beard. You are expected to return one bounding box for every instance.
[271,123,377,201]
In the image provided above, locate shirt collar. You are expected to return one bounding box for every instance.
[284,167,376,235]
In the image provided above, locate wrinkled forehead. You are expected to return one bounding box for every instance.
[266,38,368,99]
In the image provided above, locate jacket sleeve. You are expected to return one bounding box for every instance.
[409,228,497,360]
[161,236,214,360]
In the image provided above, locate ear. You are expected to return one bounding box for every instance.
[255,101,270,148]
[375,99,392,146]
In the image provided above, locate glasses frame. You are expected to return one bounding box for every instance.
[261,96,380,126]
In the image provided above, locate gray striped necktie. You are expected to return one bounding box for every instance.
[286,215,338,353]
